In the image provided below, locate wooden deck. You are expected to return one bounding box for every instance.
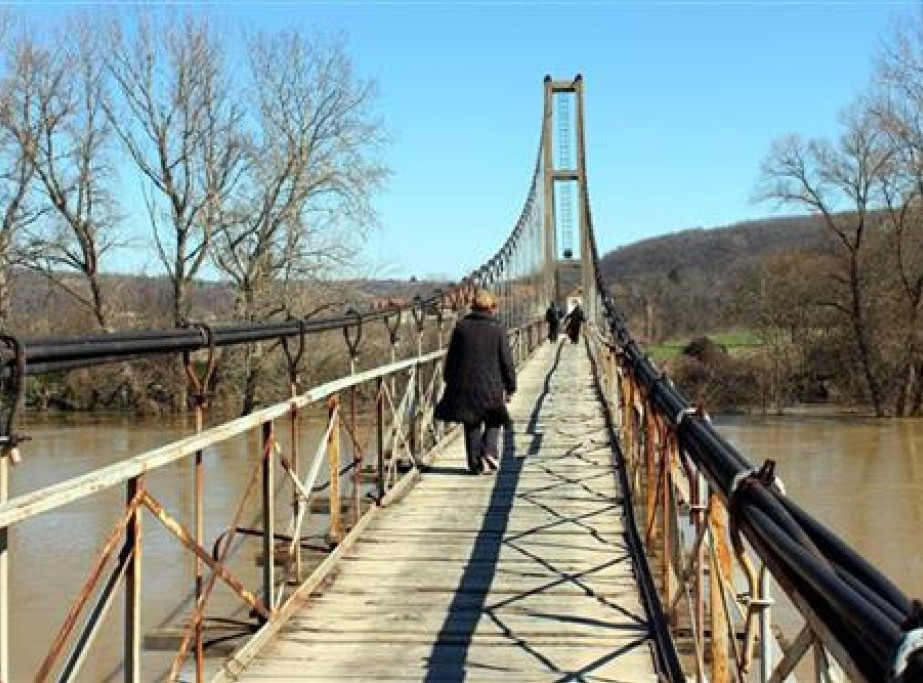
[223,340,660,682]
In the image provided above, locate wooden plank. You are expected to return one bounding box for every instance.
[218,342,660,682]
[240,642,657,680]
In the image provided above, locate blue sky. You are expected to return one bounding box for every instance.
[9,1,910,280]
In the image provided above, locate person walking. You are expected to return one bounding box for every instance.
[563,303,585,344]
[435,289,516,474]
[545,302,560,343]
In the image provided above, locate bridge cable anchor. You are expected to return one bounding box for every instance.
[281,316,307,391]
[383,305,402,347]
[342,308,363,372]
[182,322,216,410]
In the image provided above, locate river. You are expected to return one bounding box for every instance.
[6,410,923,680]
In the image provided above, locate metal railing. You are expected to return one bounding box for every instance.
[0,309,544,682]
[581,215,923,682]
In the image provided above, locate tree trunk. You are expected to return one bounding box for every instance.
[0,241,10,330]
[240,343,261,416]
[173,273,186,328]
[910,361,923,416]
[89,273,108,330]
[848,255,884,416]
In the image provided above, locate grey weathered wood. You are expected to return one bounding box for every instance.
[218,342,660,682]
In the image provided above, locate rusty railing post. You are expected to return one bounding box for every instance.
[710,492,731,683]
[182,321,214,680]
[662,429,675,612]
[0,333,25,683]
[261,420,275,615]
[328,397,342,544]
[410,364,420,463]
[290,399,302,582]
[351,385,361,528]
[376,378,385,502]
[282,318,306,583]
[644,410,658,540]
[694,472,707,667]
[0,450,8,683]
[125,475,142,683]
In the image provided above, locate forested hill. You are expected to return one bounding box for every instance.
[598,214,829,284]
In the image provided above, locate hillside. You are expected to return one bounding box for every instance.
[598,214,829,285]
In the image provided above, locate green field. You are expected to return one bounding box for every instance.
[642,330,764,363]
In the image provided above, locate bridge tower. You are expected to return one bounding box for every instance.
[542,74,590,311]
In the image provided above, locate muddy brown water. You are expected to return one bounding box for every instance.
[6,411,923,680]
[8,413,346,682]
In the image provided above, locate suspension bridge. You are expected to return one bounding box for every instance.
[0,76,920,683]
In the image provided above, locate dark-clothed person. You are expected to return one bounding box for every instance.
[545,303,560,343]
[435,290,516,474]
[563,304,585,344]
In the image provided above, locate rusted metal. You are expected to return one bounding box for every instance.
[35,496,142,683]
[376,378,385,502]
[262,421,276,614]
[166,427,278,680]
[283,314,307,581]
[0,451,7,683]
[124,476,142,683]
[709,494,731,683]
[182,321,214,683]
[343,308,362,375]
[327,396,343,545]
[290,399,302,582]
[143,491,271,622]
[662,428,674,606]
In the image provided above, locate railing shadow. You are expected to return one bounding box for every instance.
[422,342,564,682]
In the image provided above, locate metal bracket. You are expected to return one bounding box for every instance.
[183,322,216,409]
[343,308,363,361]
[432,290,444,327]
[383,305,402,346]
[895,603,923,681]
[281,317,307,388]
[411,296,425,333]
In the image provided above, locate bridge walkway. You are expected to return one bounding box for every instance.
[227,340,660,682]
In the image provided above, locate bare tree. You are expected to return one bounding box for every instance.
[871,17,923,415]
[0,14,40,328]
[9,18,118,330]
[214,30,388,413]
[758,105,891,415]
[106,11,243,327]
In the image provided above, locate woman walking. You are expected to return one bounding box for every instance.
[563,303,585,344]
[435,289,516,474]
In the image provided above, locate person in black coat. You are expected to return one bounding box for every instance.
[435,289,517,474]
[545,302,560,343]
[563,304,585,344]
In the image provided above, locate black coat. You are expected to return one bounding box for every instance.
[435,311,517,426]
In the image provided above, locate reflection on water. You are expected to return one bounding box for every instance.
[715,412,923,601]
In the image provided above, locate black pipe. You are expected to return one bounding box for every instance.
[777,492,912,618]
[3,289,452,377]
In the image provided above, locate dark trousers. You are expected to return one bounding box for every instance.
[548,323,559,342]
[463,422,500,473]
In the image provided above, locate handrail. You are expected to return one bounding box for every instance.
[583,211,923,680]
[0,350,446,529]
[0,317,545,682]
